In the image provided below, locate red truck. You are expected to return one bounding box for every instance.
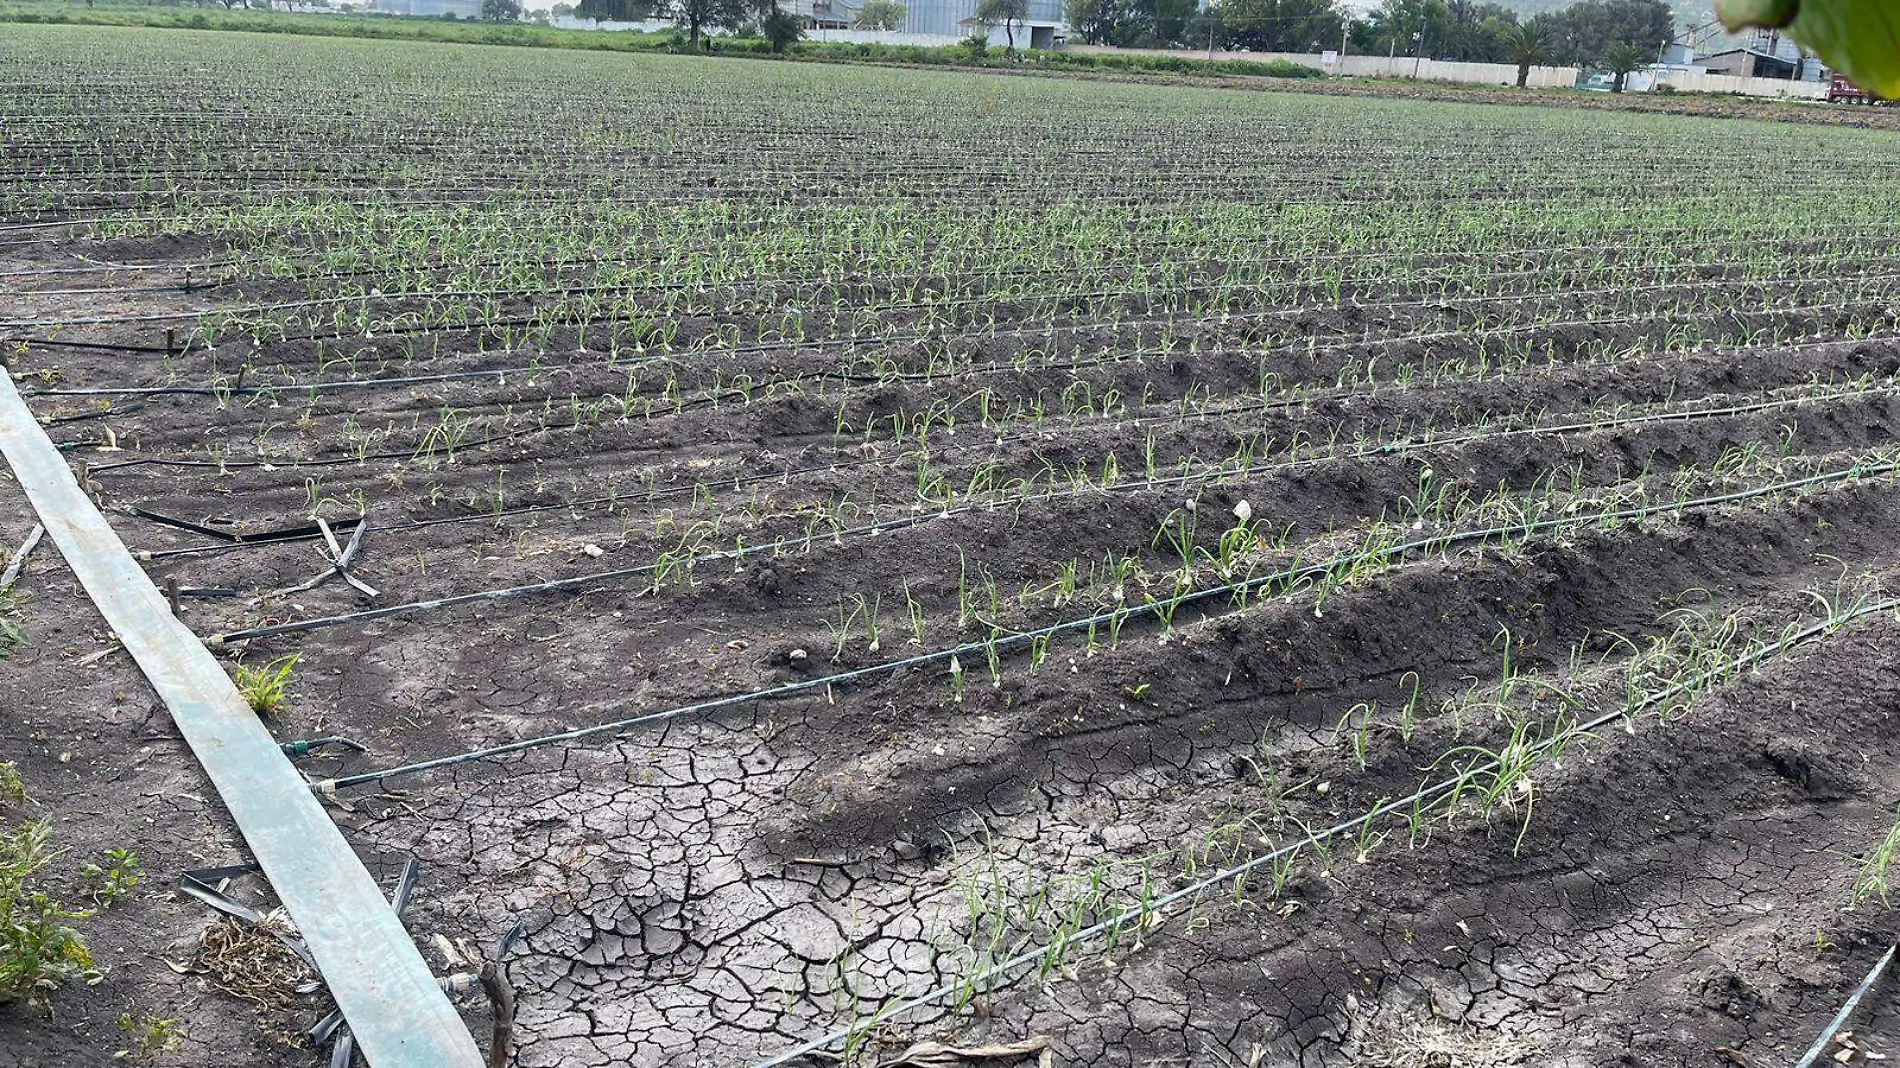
[1829,73,1886,104]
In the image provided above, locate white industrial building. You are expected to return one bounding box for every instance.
[374,0,483,16]
[788,0,1064,47]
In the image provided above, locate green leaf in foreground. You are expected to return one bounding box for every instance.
[1717,0,1900,98]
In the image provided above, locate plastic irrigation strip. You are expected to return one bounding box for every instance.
[748,596,1900,1068]
[130,376,1900,571]
[0,368,485,1068]
[1792,943,1898,1068]
[306,460,1900,792]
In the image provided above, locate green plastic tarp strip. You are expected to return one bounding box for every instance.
[0,367,483,1068]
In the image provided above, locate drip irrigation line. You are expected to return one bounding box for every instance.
[128,374,1900,573]
[2,335,174,355]
[6,256,1873,331]
[0,258,234,278]
[0,232,1804,287]
[8,262,1888,370]
[303,459,1900,792]
[45,283,1900,436]
[748,596,1900,1068]
[1793,943,1898,1068]
[86,420,557,475]
[36,301,1897,479]
[47,316,1900,509]
[0,244,1751,305]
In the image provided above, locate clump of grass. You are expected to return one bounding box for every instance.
[1851,807,1900,909]
[234,654,299,715]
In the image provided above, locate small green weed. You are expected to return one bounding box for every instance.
[0,820,100,1007]
[114,1014,183,1061]
[82,848,143,906]
[234,654,300,715]
[0,590,26,659]
[1850,807,1900,909]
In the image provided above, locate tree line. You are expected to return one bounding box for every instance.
[1069,0,1673,72]
[536,0,1676,81]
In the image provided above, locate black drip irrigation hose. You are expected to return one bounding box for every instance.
[1793,943,1898,1068]
[747,595,1900,1068]
[10,263,1885,366]
[128,376,1900,569]
[3,257,1864,331]
[45,314,1900,484]
[2,335,176,355]
[301,460,1900,793]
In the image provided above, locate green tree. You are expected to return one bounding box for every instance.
[1066,0,1138,44]
[1603,40,1647,89]
[662,0,745,45]
[1140,0,1199,44]
[1535,0,1669,65]
[853,0,906,28]
[976,0,1029,52]
[1353,0,1450,58]
[1220,0,1345,52]
[1436,1,1519,61]
[480,0,521,19]
[1500,21,1547,86]
[760,3,804,49]
[576,0,652,19]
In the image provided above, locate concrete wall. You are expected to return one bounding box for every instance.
[1065,44,1578,88]
[376,0,481,16]
[549,12,1046,45]
[1648,69,1830,99]
[804,28,971,45]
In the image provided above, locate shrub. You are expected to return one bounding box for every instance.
[0,805,99,1008]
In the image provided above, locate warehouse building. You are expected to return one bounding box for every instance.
[374,0,483,16]
[791,0,1064,46]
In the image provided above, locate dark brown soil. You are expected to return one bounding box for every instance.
[4,31,1900,1068]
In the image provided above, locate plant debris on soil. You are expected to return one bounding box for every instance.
[192,917,312,1009]
[2,20,1899,1068]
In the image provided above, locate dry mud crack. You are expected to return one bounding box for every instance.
[3,23,1900,1068]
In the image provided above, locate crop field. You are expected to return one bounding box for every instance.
[5,21,1900,1068]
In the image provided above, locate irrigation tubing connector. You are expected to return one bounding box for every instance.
[307,459,1900,793]
[747,596,1900,1068]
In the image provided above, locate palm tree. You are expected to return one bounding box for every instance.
[1604,42,1648,93]
[1501,24,1546,88]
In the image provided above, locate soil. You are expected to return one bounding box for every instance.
[3,27,1900,1068]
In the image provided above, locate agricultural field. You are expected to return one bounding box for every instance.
[4,22,1900,1068]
